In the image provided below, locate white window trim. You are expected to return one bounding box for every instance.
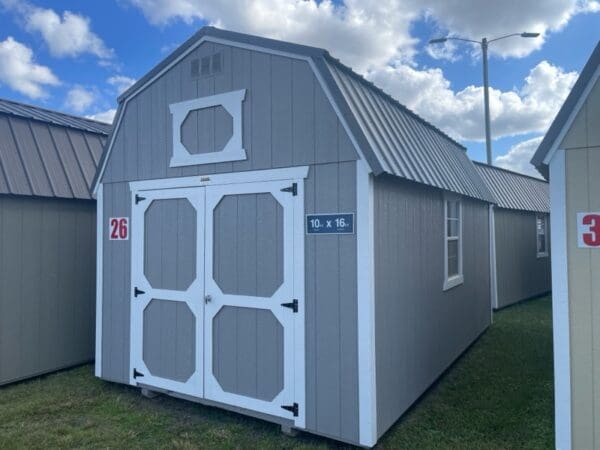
[443,195,464,291]
[169,89,246,167]
[536,213,549,258]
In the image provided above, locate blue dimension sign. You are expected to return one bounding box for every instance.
[306,213,354,235]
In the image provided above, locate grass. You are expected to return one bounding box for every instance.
[0,296,553,449]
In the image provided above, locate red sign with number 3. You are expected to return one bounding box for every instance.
[109,217,129,240]
[578,213,600,248]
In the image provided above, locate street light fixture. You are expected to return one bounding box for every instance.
[429,32,540,165]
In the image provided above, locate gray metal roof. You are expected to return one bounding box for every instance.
[0,98,112,135]
[0,100,108,200]
[326,58,495,203]
[474,162,549,213]
[95,27,494,203]
[532,40,600,179]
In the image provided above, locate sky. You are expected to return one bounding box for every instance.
[0,1,598,177]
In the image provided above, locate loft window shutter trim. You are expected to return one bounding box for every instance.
[169,89,247,167]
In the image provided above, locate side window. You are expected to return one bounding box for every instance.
[444,196,464,290]
[536,214,549,258]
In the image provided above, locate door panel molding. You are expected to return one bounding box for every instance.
[129,187,205,397]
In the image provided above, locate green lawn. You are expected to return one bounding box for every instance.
[0,296,554,449]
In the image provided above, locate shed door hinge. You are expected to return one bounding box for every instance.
[133,368,144,379]
[281,402,299,417]
[134,287,145,298]
[280,183,297,196]
[135,194,146,204]
[281,299,298,313]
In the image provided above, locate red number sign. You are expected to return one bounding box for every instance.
[109,217,129,240]
[578,213,600,248]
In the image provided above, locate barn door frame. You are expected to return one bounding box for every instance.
[128,166,308,428]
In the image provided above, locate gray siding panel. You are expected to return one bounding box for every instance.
[495,209,551,308]
[304,161,359,442]
[101,182,131,383]
[0,196,95,385]
[373,175,491,437]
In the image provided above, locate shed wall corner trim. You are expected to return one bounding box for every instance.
[549,149,572,450]
[357,160,377,446]
[95,183,104,377]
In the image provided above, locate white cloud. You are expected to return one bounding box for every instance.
[2,0,114,61]
[125,0,420,73]
[368,60,577,141]
[65,85,95,113]
[494,136,544,177]
[107,75,136,94]
[0,37,59,98]
[124,0,599,68]
[86,108,116,124]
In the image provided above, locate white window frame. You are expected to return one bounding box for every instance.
[443,195,464,291]
[169,89,246,167]
[536,213,549,258]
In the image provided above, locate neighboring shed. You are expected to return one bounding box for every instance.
[531,40,600,450]
[0,98,109,385]
[474,162,551,309]
[92,27,494,447]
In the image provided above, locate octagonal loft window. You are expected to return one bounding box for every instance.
[181,105,233,155]
[169,89,246,167]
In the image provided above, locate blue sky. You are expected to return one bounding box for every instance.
[0,0,598,175]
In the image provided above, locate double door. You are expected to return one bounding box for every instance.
[129,179,303,423]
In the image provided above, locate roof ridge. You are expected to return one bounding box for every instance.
[0,97,111,135]
[324,53,466,151]
[473,161,547,184]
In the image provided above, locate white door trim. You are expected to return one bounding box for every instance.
[130,166,309,192]
[549,149,572,450]
[129,187,206,398]
[202,178,305,427]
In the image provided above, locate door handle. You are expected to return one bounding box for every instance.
[204,294,212,304]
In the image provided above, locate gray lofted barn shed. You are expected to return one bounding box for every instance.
[0,98,109,385]
[475,162,551,309]
[92,27,495,446]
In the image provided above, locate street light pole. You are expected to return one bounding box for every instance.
[481,38,492,164]
[429,32,540,166]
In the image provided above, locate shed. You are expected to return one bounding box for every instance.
[531,40,600,450]
[92,27,495,446]
[474,162,551,309]
[0,98,109,385]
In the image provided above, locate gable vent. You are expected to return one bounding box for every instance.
[191,52,223,78]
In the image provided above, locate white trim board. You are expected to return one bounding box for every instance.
[489,204,498,311]
[356,160,377,446]
[92,35,372,194]
[94,184,103,377]
[549,149,572,450]
[130,166,309,191]
[543,63,600,166]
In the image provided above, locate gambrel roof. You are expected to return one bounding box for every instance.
[93,27,494,203]
[474,162,549,213]
[0,98,109,200]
